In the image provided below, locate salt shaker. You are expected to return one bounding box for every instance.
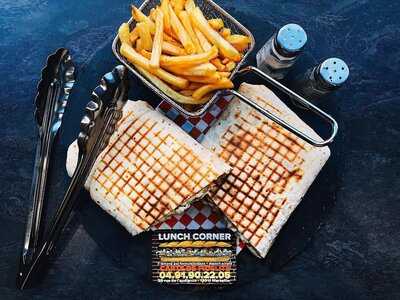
[256,23,307,79]
[292,58,349,99]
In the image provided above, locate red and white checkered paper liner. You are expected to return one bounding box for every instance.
[153,97,245,253]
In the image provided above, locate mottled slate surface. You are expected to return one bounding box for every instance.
[0,0,399,299]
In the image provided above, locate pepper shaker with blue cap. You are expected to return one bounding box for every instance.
[292,58,349,99]
[256,23,308,79]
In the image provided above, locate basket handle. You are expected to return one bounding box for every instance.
[224,66,338,147]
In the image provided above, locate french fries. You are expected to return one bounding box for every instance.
[129,27,139,44]
[131,5,156,34]
[185,73,222,84]
[163,33,178,43]
[226,34,251,52]
[192,78,234,100]
[149,8,157,21]
[184,0,195,11]
[162,41,186,55]
[189,7,241,61]
[159,46,218,67]
[172,0,185,14]
[180,89,193,96]
[167,63,217,76]
[178,10,202,53]
[208,18,224,30]
[194,27,212,51]
[219,71,231,78]
[119,0,250,105]
[135,65,199,104]
[220,27,231,38]
[187,82,203,90]
[150,10,164,69]
[121,43,188,89]
[169,4,196,54]
[226,61,236,71]
[211,58,225,71]
[118,23,131,45]
[136,38,143,52]
[141,50,217,76]
[137,22,153,51]
[160,0,172,34]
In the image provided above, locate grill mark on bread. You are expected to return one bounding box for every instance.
[210,114,306,249]
[201,84,330,258]
[92,113,221,231]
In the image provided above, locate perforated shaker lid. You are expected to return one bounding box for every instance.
[319,58,349,86]
[276,24,307,53]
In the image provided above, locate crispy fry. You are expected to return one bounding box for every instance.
[131,5,146,22]
[222,58,230,64]
[167,62,217,76]
[171,0,185,13]
[194,27,212,52]
[184,73,221,84]
[208,18,224,30]
[149,7,157,21]
[226,34,251,52]
[131,5,156,34]
[118,23,131,45]
[135,65,209,104]
[184,0,195,11]
[121,43,149,69]
[189,7,241,61]
[220,27,231,39]
[211,58,225,71]
[141,49,216,75]
[225,61,236,71]
[140,49,153,59]
[218,71,231,77]
[131,5,144,21]
[129,27,139,44]
[169,29,181,41]
[180,89,193,96]
[178,11,202,53]
[162,41,186,55]
[150,10,164,69]
[159,46,218,66]
[187,82,204,90]
[192,78,234,100]
[136,22,153,51]
[169,4,195,54]
[120,43,188,89]
[163,32,179,43]
[160,0,172,35]
[232,43,249,52]
[226,34,251,44]
[136,38,143,52]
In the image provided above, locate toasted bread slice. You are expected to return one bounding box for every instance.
[66,100,231,236]
[202,83,330,258]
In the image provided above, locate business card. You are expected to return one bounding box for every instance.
[152,230,236,285]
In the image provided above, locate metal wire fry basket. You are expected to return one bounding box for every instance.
[112,0,338,147]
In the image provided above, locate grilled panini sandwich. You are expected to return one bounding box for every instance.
[66,100,231,235]
[202,83,331,258]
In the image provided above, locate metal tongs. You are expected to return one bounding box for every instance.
[17,65,129,289]
[18,48,76,281]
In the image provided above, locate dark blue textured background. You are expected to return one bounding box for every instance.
[1,0,400,299]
